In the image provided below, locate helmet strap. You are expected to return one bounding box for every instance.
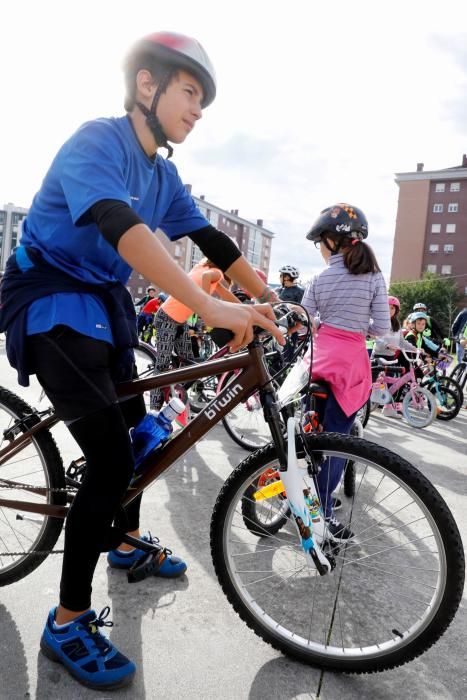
[136,69,175,159]
[322,235,341,255]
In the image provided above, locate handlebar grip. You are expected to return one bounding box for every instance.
[209,327,234,348]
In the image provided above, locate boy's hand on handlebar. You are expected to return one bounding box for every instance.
[201,299,285,350]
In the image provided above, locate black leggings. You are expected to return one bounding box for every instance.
[27,327,145,611]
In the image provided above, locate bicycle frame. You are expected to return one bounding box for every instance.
[0,339,287,519]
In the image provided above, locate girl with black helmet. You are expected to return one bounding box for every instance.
[303,204,390,540]
[0,31,282,690]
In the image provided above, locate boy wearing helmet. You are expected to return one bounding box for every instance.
[0,32,282,690]
[303,204,390,539]
[278,265,304,303]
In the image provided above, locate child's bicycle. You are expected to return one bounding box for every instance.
[370,350,437,428]
[419,353,463,421]
[0,325,464,674]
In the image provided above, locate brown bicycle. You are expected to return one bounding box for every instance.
[0,330,464,674]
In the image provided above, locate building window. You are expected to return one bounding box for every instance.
[444,244,454,254]
[464,286,467,295]
[190,243,203,268]
[450,182,460,192]
[431,224,441,233]
[446,224,456,233]
[441,265,452,275]
[174,244,181,257]
[435,183,445,192]
[210,211,219,227]
[433,204,443,213]
[429,244,439,253]
[247,229,263,266]
[426,264,437,273]
[447,203,458,212]
[139,274,144,279]
[137,286,143,294]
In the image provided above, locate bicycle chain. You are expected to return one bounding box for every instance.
[0,482,76,494]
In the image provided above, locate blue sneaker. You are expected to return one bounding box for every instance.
[40,606,135,690]
[107,533,187,578]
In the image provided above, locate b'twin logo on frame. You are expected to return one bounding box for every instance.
[205,383,243,420]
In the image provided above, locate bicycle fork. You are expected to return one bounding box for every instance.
[280,418,333,576]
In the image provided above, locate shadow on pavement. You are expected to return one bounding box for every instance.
[249,656,321,699]
[0,604,29,697]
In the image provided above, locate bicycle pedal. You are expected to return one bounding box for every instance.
[127,548,167,583]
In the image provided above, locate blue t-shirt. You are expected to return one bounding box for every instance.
[22,115,208,341]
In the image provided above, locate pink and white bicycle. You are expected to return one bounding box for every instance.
[370,350,436,428]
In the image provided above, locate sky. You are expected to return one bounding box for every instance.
[1,0,467,284]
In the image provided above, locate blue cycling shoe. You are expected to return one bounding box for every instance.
[107,533,187,578]
[40,606,135,690]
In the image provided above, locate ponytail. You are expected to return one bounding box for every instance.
[322,233,381,274]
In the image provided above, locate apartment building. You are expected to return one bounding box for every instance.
[127,186,274,300]
[0,203,28,270]
[1,190,274,302]
[391,156,467,301]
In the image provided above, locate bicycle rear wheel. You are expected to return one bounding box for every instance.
[211,433,464,673]
[0,388,66,586]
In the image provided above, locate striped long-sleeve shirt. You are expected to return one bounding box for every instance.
[302,254,390,336]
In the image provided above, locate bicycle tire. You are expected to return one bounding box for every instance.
[210,433,464,673]
[221,372,275,451]
[0,387,66,586]
[450,362,466,389]
[355,398,371,428]
[187,376,218,414]
[402,386,436,428]
[430,385,461,422]
[438,376,464,407]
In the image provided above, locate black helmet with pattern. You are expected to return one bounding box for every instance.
[306,203,369,243]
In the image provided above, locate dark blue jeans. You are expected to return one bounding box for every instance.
[314,391,357,518]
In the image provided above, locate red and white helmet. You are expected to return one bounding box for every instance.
[124,31,216,108]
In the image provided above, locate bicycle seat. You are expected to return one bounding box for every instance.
[308,381,329,399]
[375,358,399,366]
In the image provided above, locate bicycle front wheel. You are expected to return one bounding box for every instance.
[402,386,436,428]
[211,433,464,673]
[0,387,66,586]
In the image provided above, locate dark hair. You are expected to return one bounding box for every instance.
[124,55,175,111]
[322,233,381,274]
[390,307,400,332]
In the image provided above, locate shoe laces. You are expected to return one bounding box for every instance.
[145,532,172,557]
[84,607,114,655]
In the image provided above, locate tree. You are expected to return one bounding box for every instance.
[389,273,463,336]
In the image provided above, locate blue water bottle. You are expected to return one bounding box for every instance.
[131,397,185,471]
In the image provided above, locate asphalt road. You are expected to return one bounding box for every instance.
[0,344,465,700]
